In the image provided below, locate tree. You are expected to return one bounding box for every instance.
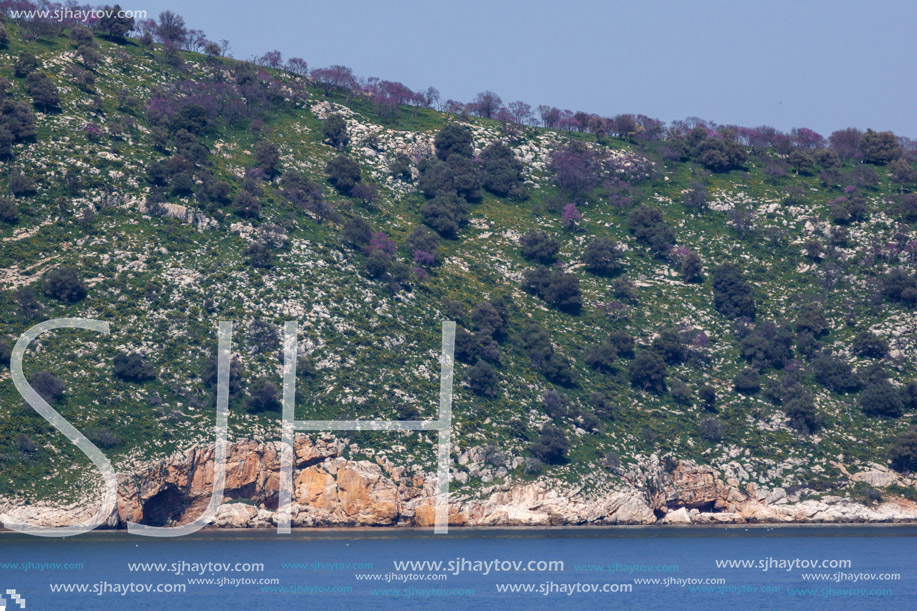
[311,65,359,95]
[882,270,917,304]
[733,368,760,394]
[788,149,815,175]
[520,230,560,263]
[792,127,824,149]
[322,113,349,148]
[681,251,704,282]
[257,50,283,69]
[860,381,903,418]
[785,394,821,434]
[895,193,917,223]
[812,354,861,393]
[699,418,722,442]
[651,328,687,365]
[859,129,901,165]
[434,124,473,160]
[472,91,502,119]
[156,11,187,45]
[584,342,618,373]
[15,287,42,319]
[445,153,481,200]
[244,243,274,268]
[467,361,498,397]
[326,154,361,194]
[255,141,281,177]
[27,73,60,111]
[421,193,466,237]
[480,142,523,196]
[0,339,10,368]
[610,114,637,140]
[0,197,17,223]
[113,352,154,382]
[608,330,635,358]
[507,101,533,125]
[629,351,667,393]
[561,204,582,230]
[681,182,708,212]
[541,272,581,313]
[688,129,747,172]
[247,379,281,412]
[471,299,508,338]
[889,158,916,189]
[535,105,558,128]
[203,354,242,397]
[738,322,793,370]
[234,190,261,219]
[31,371,65,404]
[699,385,717,411]
[43,267,87,303]
[628,205,675,253]
[518,323,574,385]
[1,99,37,155]
[530,424,568,464]
[170,172,193,196]
[852,331,889,359]
[582,238,622,276]
[342,217,372,249]
[417,157,454,198]
[829,127,862,159]
[389,153,412,181]
[889,427,917,472]
[549,142,603,197]
[99,4,135,38]
[523,267,581,313]
[407,226,440,266]
[14,52,37,78]
[9,170,36,197]
[247,320,279,354]
[285,57,308,75]
[712,264,756,320]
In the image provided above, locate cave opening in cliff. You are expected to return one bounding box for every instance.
[140,484,188,526]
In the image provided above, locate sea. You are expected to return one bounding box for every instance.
[0,526,914,610]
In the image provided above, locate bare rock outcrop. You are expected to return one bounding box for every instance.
[3,438,917,530]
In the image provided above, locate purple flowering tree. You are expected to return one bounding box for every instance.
[367,232,397,257]
[561,203,582,230]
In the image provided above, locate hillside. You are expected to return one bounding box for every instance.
[2,15,917,523]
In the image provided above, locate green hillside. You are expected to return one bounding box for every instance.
[2,17,917,506]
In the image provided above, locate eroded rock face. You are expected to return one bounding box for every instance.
[3,439,917,530]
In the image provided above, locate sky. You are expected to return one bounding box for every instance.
[135,0,917,137]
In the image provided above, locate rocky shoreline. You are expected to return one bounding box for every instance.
[3,437,917,530]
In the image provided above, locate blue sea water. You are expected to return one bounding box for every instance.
[0,526,914,610]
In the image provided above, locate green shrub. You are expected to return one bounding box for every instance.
[529,424,569,464]
[43,267,87,303]
[326,154,361,194]
[860,381,903,418]
[322,113,349,148]
[434,123,473,160]
[889,428,917,472]
[629,351,666,393]
[113,352,154,383]
[712,264,756,319]
[582,237,623,276]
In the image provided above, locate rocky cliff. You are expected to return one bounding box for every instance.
[3,436,917,530]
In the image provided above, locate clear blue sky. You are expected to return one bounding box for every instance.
[137,0,916,137]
